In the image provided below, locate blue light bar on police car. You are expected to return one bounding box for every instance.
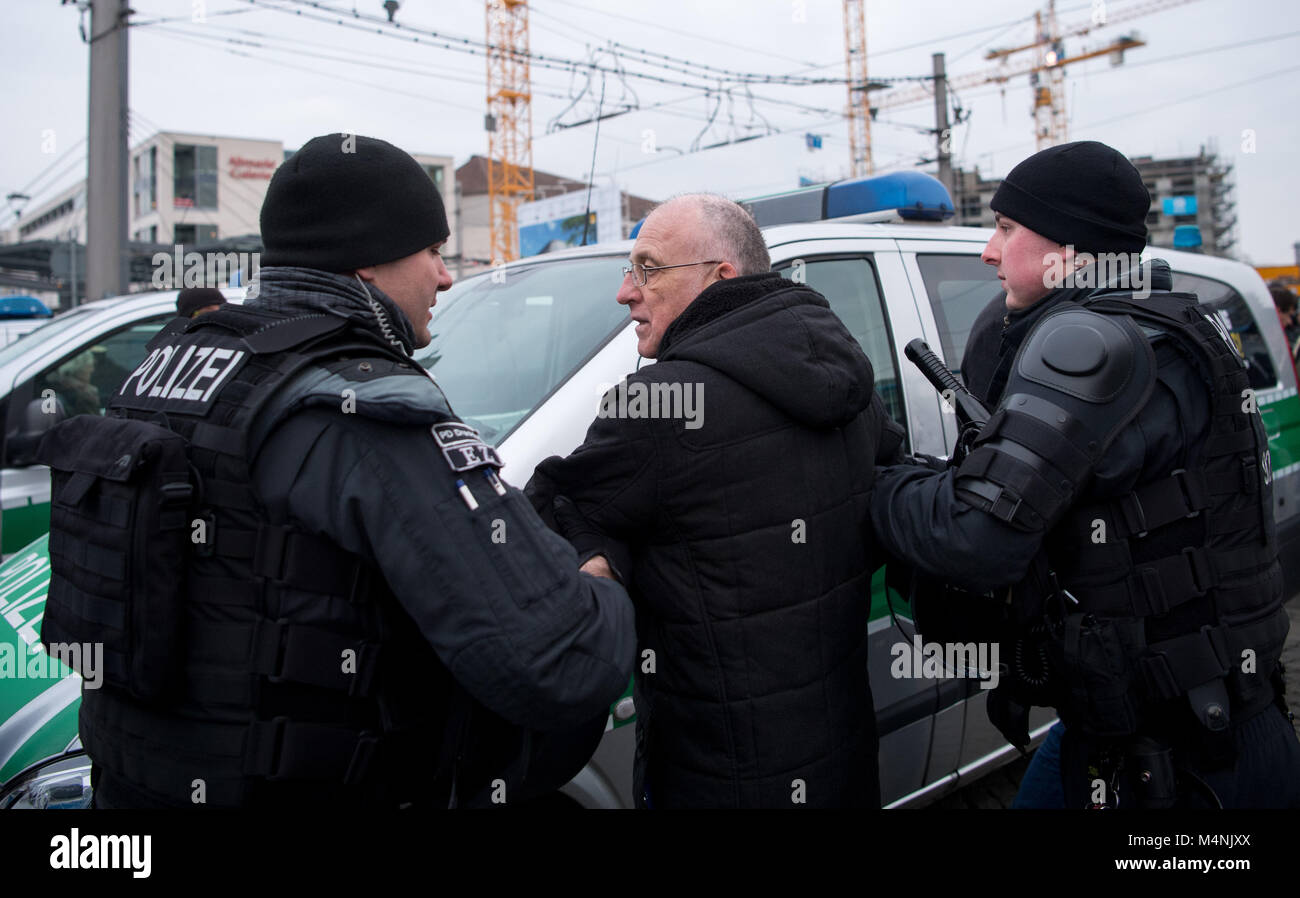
[0,295,52,319]
[825,171,954,222]
[741,171,955,228]
[627,171,955,237]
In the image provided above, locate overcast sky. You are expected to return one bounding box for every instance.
[4,0,1298,262]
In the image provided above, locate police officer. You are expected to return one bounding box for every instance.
[40,134,635,808]
[872,140,1300,808]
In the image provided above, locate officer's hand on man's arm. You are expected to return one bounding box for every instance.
[580,555,617,580]
[525,385,657,576]
[550,494,630,584]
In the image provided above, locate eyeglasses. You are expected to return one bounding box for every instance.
[621,259,721,287]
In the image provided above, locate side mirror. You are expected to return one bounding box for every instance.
[7,397,67,466]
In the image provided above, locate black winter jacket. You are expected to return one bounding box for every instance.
[527,272,904,808]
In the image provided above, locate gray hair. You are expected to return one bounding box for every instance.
[652,193,771,276]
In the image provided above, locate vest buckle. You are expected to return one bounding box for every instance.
[1169,469,1204,519]
[244,716,290,779]
[343,733,380,787]
[1120,491,1149,538]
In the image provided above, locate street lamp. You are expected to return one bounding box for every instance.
[6,192,29,220]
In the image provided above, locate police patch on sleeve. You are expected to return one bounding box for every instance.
[431,421,503,473]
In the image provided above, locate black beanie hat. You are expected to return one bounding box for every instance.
[260,134,450,272]
[176,286,225,317]
[990,140,1149,256]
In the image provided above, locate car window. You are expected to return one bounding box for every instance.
[34,315,173,417]
[1172,272,1278,390]
[413,256,629,445]
[0,308,97,368]
[772,255,907,435]
[915,254,1003,376]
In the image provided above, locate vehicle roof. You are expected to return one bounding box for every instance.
[762,221,994,246]
[64,285,246,315]
[1141,246,1259,281]
[487,220,996,273]
[496,224,1263,281]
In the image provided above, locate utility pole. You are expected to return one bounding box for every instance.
[454,177,464,279]
[69,227,78,307]
[85,0,130,301]
[932,52,953,199]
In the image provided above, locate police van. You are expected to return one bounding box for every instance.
[0,173,1296,809]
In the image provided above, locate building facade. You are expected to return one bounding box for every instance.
[8,131,456,267]
[453,155,656,272]
[1130,149,1236,256]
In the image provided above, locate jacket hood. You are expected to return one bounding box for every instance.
[656,272,875,428]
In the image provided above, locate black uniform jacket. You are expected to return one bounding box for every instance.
[246,268,637,735]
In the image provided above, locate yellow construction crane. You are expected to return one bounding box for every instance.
[865,0,1200,158]
[843,0,873,177]
[485,0,534,264]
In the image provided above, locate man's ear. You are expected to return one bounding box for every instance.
[1059,244,1083,269]
[354,266,377,283]
[717,262,739,281]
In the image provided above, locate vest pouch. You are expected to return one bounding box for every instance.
[1060,613,1139,737]
[1220,591,1288,717]
[37,414,193,702]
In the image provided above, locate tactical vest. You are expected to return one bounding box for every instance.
[52,305,464,807]
[1029,290,1285,748]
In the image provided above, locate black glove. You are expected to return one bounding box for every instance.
[987,688,1032,754]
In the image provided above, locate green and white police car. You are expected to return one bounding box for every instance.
[1,173,1296,808]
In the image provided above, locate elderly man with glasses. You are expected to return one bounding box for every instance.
[526,193,904,808]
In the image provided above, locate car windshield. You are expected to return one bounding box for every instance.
[413,255,630,445]
[0,308,97,367]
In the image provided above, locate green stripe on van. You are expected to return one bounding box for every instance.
[1261,394,1300,474]
[2,502,50,555]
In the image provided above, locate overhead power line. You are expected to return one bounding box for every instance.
[542,0,823,68]
[138,23,755,135]
[129,4,261,27]
[160,5,861,131]
[975,60,1300,160]
[8,136,89,202]
[256,0,930,90]
[942,28,1300,110]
